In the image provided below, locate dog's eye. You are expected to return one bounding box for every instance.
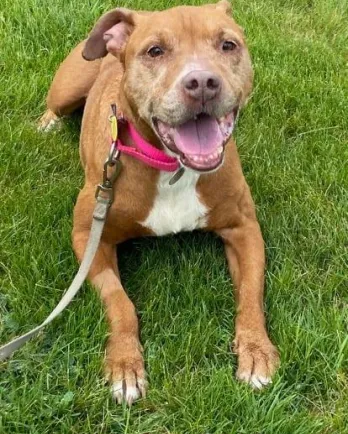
[147,46,164,58]
[222,40,237,51]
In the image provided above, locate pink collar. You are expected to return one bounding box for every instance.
[116,120,180,172]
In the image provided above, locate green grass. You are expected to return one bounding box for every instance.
[0,0,348,432]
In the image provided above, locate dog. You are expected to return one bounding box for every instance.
[39,1,279,404]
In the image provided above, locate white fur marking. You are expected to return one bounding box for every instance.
[237,371,272,390]
[111,381,141,404]
[141,170,208,236]
[38,117,61,132]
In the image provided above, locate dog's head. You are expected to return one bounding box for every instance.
[83,1,253,172]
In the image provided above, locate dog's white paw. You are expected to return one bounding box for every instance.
[237,371,272,390]
[233,331,279,390]
[105,334,147,405]
[111,378,146,405]
[37,109,62,132]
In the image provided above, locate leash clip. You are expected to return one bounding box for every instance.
[95,158,122,206]
[95,104,123,206]
[107,140,120,164]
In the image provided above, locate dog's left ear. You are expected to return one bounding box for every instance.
[215,0,232,14]
[82,8,141,61]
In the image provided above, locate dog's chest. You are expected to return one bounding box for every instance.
[141,171,208,236]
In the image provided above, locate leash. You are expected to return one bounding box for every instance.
[0,107,123,361]
[0,199,109,361]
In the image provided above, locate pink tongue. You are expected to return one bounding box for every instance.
[173,114,223,155]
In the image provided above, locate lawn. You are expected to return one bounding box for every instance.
[0,0,347,432]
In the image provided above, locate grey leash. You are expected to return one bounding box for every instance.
[0,109,122,361]
[0,198,109,361]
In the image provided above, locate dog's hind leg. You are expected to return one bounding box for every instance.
[38,41,102,131]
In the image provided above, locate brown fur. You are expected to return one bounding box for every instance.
[40,1,279,403]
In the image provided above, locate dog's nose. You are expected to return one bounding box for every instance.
[182,70,222,102]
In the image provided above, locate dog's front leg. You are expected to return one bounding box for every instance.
[72,223,146,405]
[217,215,279,389]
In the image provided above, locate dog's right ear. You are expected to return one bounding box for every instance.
[82,8,138,61]
[215,0,232,14]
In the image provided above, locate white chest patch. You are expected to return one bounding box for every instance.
[141,170,209,236]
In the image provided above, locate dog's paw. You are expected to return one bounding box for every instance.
[233,331,279,390]
[105,335,147,405]
[37,109,62,132]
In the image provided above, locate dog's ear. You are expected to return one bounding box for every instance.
[82,8,139,61]
[215,0,232,14]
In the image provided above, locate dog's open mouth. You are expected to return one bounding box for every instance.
[153,110,238,172]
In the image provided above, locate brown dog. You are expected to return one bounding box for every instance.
[39,1,279,404]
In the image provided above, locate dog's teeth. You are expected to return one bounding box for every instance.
[189,151,222,164]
